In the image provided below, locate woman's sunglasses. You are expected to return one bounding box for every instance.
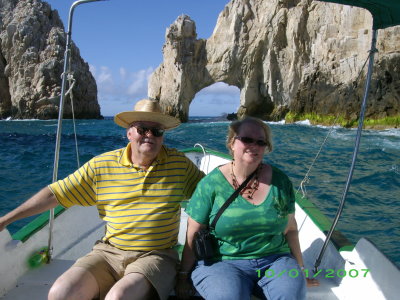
[133,126,165,137]
[235,136,268,147]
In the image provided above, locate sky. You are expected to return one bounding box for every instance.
[45,0,240,117]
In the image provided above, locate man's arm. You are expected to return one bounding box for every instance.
[0,187,58,232]
[176,217,206,299]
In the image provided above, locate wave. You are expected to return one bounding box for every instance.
[315,124,343,130]
[267,120,286,125]
[295,119,311,125]
[368,128,400,137]
[0,118,43,121]
[391,164,400,175]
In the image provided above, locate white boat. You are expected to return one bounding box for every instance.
[1,147,399,299]
[1,0,399,299]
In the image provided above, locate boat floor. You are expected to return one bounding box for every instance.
[0,205,340,299]
[2,205,397,299]
[1,258,339,300]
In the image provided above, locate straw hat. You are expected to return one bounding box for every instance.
[114,99,181,130]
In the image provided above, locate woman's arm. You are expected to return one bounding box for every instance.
[284,214,304,266]
[285,213,319,287]
[176,216,207,299]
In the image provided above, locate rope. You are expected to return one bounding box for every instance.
[194,143,210,174]
[46,0,105,265]
[67,53,81,168]
[58,55,81,169]
[296,49,373,199]
[297,126,335,197]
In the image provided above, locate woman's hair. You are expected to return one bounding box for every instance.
[226,117,273,155]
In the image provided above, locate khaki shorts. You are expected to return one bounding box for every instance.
[73,241,179,300]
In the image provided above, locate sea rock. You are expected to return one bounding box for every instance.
[0,0,100,119]
[149,0,400,122]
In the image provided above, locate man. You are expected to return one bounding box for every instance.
[0,99,204,300]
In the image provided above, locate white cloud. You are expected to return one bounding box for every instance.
[127,67,154,96]
[197,82,240,96]
[90,67,240,117]
[90,66,155,115]
[96,66,114,93]
[190,82,240,116]
[194,82,240,105]
[119,67,127,80]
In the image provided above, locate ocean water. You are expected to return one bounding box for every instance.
[0,118,399,267]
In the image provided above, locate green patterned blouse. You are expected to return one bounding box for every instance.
[186,165,295,260]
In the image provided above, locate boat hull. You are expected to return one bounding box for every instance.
[1,148,399,299]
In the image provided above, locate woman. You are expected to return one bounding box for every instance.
[176,117,318,300]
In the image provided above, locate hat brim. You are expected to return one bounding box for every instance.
[114,111,181,130]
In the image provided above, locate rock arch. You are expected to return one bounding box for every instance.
[148,0,400,123]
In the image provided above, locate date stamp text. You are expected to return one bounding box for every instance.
[256,268,370,279]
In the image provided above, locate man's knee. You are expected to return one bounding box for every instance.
[48,267,99,300]
[105,272,157,300]
[48,280,72,300]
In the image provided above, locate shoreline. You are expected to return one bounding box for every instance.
[2,115,400,130]
[284,112,400,130]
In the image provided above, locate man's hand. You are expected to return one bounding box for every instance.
[0,217,7,232]
[0,187,58,233]
[175,274,195,299]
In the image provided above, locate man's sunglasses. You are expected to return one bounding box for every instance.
[235,136,268,147]
[133,126,165,137]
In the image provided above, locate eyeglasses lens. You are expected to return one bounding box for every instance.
[236,136,267,147]
[136,126,164,137]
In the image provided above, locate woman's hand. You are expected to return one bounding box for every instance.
[175,274,195,299]
[306,277,320,287]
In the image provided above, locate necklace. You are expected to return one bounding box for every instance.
[231,162,262,200]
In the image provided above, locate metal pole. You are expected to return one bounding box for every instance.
[47,0,106,262]
[313,28,378,272]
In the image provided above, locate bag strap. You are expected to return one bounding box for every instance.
[209,167,258,230]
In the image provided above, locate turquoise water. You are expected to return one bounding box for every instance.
[0,118,399,267]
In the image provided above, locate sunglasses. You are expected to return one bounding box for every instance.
[133,126,165,137]
[235,136,268,147]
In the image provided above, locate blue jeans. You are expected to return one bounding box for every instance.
[191,253,306,300]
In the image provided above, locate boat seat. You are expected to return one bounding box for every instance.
[1,207,340,300]
[0,258,339,300]
[0,259,74,300]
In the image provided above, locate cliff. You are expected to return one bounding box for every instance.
[0,0,100,119]
[149,0,400,124]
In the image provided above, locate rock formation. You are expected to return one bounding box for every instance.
[149,0,400,123]
[0,0,100,119]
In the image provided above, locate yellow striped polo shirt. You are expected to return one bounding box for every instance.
[49,143,204,251]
